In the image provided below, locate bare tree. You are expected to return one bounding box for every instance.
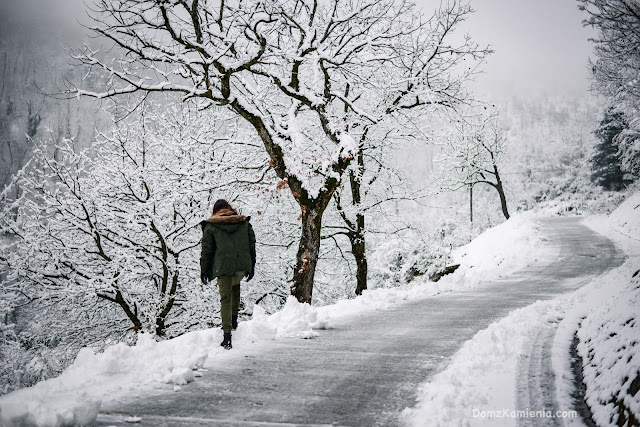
[0,103,268,337]
[328,0,489,295]
[439,111,510,219]
[67,0,484,303]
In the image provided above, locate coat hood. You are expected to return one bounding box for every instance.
[200,214,251,232]
[207,214,248,224]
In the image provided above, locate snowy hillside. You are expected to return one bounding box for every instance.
[578,191,640,426]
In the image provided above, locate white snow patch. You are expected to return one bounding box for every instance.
[608,190,640,240]
[240,296,332,340]
[444,214,549,287]
[0,391,100,427]
[162,367,195,386]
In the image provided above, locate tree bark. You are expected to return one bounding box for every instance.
[351,228,368,296]
[229,98,346,305]
[469,183,474,223]
[98,289,142,332]
[348,164,368,296]
[291,205,323,304]
[493,164,510,219]
[155,269,179,336]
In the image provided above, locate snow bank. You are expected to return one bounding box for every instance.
[555,192,640,426]
[609,190,640,242]
[577,265,640,426]
[0,392,99,427]
[239,296,332,340]
[439,214,547,288]
[0,330,214,426]
[574,191,640,425]
[401,300,564,427]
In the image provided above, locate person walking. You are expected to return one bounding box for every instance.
[200,199,256,350]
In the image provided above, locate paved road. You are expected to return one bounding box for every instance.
[97,217,625,426]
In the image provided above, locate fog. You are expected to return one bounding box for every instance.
[1,0,596,100]
[447,0,597,100]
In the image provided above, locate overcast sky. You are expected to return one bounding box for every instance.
[1,0,595,101]
[439,0,596,100]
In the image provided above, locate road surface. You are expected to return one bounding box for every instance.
[97,217,625,426]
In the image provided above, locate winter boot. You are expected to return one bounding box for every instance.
[220,333,232,350]
[232,315,238,331]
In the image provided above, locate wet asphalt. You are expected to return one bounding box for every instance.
[96,217,625,427]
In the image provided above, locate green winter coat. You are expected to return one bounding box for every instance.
[200,214,256,280]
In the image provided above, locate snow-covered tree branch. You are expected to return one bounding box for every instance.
[326,0,489,295]
[0,103,268,338]
[67,0,488,303]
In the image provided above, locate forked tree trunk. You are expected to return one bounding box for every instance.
[230,99,347,305]
[156,270,179,336]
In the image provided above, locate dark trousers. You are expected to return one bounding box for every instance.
[217,271,244,333]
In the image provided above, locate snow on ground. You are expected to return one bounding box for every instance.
[608,189,640,241]
[576,191,640,426]
[444,213,548,286]
[401,299,565,427]
[403,191,640,427]
[0,215,546,426]
[573,264,639,426]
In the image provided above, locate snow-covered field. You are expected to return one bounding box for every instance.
[403,191,640,427]
[0,210,547,426]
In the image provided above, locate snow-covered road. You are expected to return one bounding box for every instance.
[97,217,625,426]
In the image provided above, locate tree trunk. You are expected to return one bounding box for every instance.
[493,165,509,219]
[469,183,473,223]
[156,270,179,336]
[291,206,323,304]
[229,99,346,305]
[349,164,368,295]
[351,227,368,296]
